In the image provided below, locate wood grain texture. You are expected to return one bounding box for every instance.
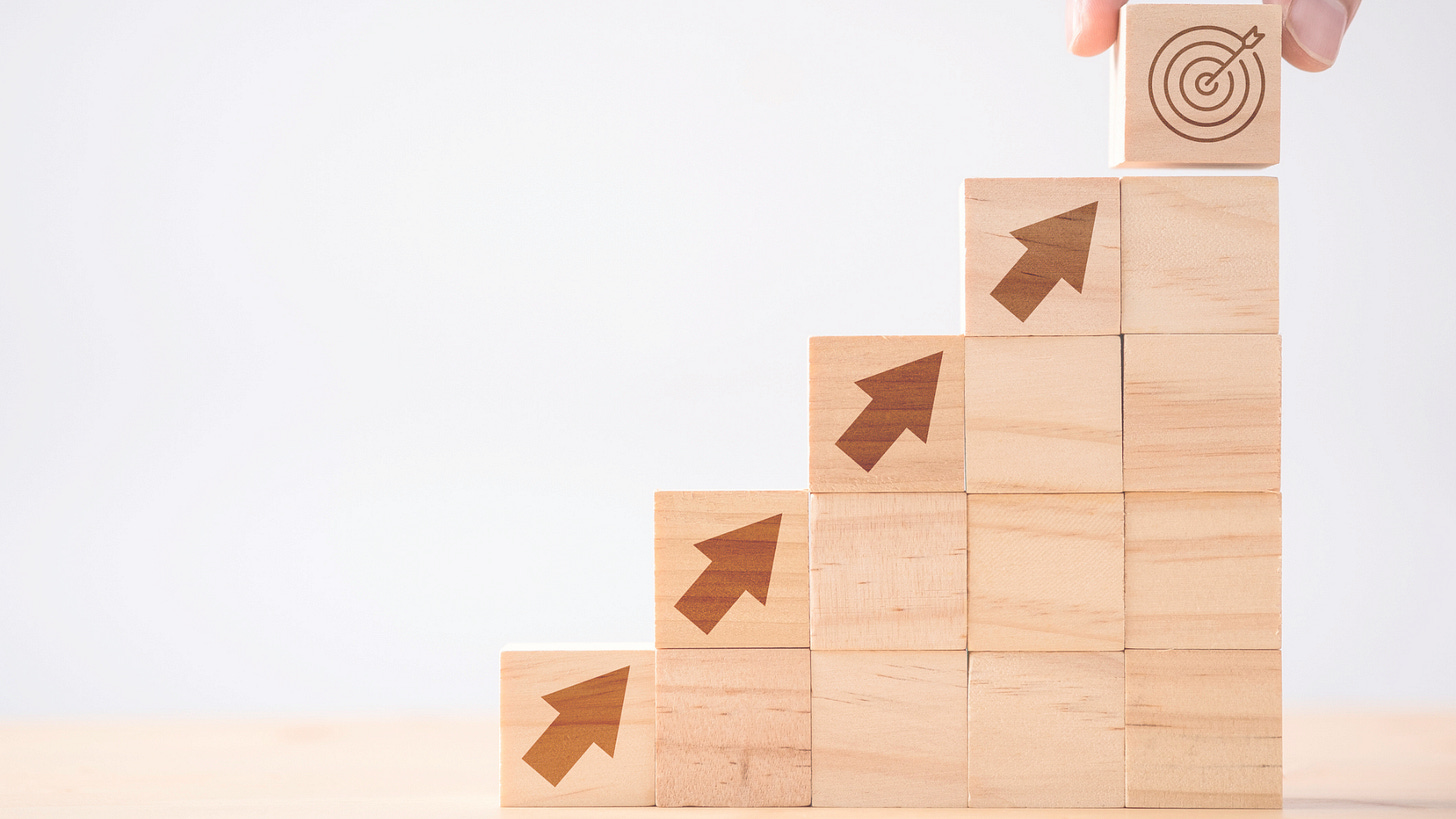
[965,335,1122,493]
[499,645,655,806]
[809,336,965,493]
[654,648,811,807]
[1122,176,1279,334]
[964,178,1121,336]
[1126,492,1281,649]
[809,492,967,650]
[1124,334,1281,492]
[1112,3,1281,168]
[654,491,808,648]
[967,652,1125,808]
[1126,649,1282,808]
[811,650,968,807]
[5,713,1456,816]
[966,493,1124,651]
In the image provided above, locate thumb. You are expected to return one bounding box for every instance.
[1265,0,1361,71]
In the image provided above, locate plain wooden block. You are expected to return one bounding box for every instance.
[809,492,967,650]
[1126,649,1282,808]
[654,648,811,807]
[967,652,1125,807]
[965,336,1122,493]
[966,493,1124,651]
[963,178,1121,336]
[499,644,655,806]
[654,491,808,649]
[1122,176,1279,334]
[812,650,968,807]
[1112,3,1281,168]
[1124,334,1281,492]
[1126,492,1281,649]
[809,336,965,493]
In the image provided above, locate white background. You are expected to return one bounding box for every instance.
[2,1,1452,717]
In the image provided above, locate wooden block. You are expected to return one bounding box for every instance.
[1126,492,1281,649]
[964,178,1121,336]
[809,492,967,650]
[809,336,965,493]
[499,644,655,806]
[654,491,808,648]
[966,493,1124,651]
[965,336,1122,493]
[1126,649,1282,808]
[655,648,811,807]
[812,650,968,807]
[1122,176,1279,334]
[967,652,1125,807]
[1112,3,1281,168]
[1124,334,1281,492]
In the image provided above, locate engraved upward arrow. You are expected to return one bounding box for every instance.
[990,201,1099,322]
[521,666,631,787]
[674,514,782,634]
[835,352,943,472]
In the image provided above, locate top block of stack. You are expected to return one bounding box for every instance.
[1112,3,1281,168]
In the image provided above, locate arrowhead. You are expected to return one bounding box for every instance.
[991,201,1099,321]
[693,515,781,605]
[675,515,782,633]
[1009,201,1098,293]
[523,666,631,785]
[852,351,943,442]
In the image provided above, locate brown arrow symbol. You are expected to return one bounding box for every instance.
[674,514,782,634]
[990,201,1099,322]
[835,351,942,472]
[521,665,630,787]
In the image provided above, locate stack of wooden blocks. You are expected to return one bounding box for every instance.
[501,3,1284,810]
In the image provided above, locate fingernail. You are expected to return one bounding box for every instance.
[1288,0,1348,67]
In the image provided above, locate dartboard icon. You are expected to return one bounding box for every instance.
[1148,25,1267,143]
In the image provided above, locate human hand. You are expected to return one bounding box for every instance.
[1067,0,1360,71]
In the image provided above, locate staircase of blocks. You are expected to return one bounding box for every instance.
[501,4,1284,810]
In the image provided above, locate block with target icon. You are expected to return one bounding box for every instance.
[654,490,808,648]
[499,644,656,807]
[1112,3,1281,168]
[809,336,965,493]
[963,177,1120,336]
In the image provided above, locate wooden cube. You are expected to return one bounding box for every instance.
[1122,176,1279,334]
[809,336,965,493]
[812,650,968,807]
[965,335,1122,493]
[1112,3,1281,168]
[968,652,1125,807]
[967,493,1124,651]
[655,648,811,807]
[1124,334,1281,492]
[1126,649,1282,808]
[499,644,655,806]
[810,492,967,650]
[964,178,1121,336]
[654,491,808,649]
[1126,492,1281,649]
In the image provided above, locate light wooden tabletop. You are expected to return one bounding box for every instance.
[1,711,1452,818]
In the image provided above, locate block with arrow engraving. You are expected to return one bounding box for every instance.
[964,178,1120,336]
[809,336,964,493]
[499,644,655,806]
[654,490,808,649]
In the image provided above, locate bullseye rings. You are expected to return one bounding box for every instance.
[1148,26,1266,143]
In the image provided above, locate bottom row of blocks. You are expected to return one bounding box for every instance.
[500,645,1281,808]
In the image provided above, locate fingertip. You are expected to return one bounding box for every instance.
[1067,0,1127,58]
